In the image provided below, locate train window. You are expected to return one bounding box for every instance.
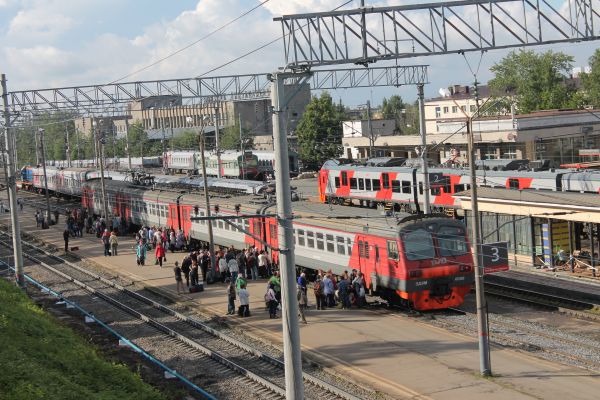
[358,179,364,190]
[387,241,399,260]
[508,179,520,189]
[298,229,305,246]
[365,179,372,191]
[382,174,390,189]
[431,186,441,196]
[347,238,352,255]
[350,178,357,189]
[437,226,468,256]
[372,179,381,191]
[419,182,423,195]
[403,229,435,260]
[337,236,346,255]
[358,241,369,258]
[307,231,315,248]
[402,180,411,194]
[326,234,334,252]
[270,224,277,240]
[219,220,224,229]
[335,177,340,188]
[341,171,348,186]
[392,180,401,193]
[454,184,465,193]
[243,219,249,231]
[375,245,379,261]
[316,233,324,250]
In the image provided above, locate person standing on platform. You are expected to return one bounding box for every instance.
[228,256,239,284]
[323,272,335,307]
[353,272,366,307]
[155,242,166,267]
[181,254,192,288]
[63,229,69,253]
[200,251,210,283]
[265,283,278,318]
[190,259,199,287]
[269,271,281,304]
[297,285,308,324]
[109,231,119,256]
[136,240,147,266]
[174,261,184,295]
[101,229,111,256]
[227,282,236,315]
[238,283,250,317]
[313,275,325,310]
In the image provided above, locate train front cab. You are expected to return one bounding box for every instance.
[394,218,474,310]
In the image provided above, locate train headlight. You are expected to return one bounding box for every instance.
[459,264,472,272]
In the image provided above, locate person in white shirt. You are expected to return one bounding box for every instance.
[228,257,239,283]
[238,283,250,317]
[219,256,229,282]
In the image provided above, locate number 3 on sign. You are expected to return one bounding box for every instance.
[490,247,500,262]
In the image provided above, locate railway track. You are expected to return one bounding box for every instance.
[483,281,600,320]
[0,231,364,400]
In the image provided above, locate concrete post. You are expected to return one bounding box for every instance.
[1,73,25,287]
[270,72,304,399]
[417,84,431,214]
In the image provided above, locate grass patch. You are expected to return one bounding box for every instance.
[0,279,166,400]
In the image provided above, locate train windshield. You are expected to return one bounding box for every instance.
[403,229,435,260]
[437,225,469,256]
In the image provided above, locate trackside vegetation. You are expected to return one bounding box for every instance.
[0,279,165,400]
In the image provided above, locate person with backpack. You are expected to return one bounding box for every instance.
[313,275,325,310]
[109,231,119,256]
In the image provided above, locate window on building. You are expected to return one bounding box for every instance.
[470,105,476,112]
[443,106,449,113]
[460,105,466,112]
[435,107,441,118]
[452,106,458,113]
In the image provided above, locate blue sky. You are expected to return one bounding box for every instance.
[0,0,597,106]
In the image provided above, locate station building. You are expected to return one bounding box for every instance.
[342,85,600,167]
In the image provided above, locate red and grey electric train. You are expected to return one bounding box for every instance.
[318,159,600,212]
[82,180,475,311]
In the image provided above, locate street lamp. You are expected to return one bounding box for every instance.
[37,128,53,227]
[92,119,110,224]
[187,115,216,281]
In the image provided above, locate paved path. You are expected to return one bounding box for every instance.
[2,197,600,399]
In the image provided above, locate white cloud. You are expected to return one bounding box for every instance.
[8,8,76,42]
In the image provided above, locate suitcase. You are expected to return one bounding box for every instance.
[189,283,204,293]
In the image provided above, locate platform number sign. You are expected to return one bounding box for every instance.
[478,242,509,274]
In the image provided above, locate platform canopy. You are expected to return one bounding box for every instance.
[455,188,600,224]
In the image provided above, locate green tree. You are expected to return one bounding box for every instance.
[219,121,254,150]
[170,130,198,151]
[488,49,575,114]
[381,95,405,119]
[296,92,345,169]
[581,49,600,108]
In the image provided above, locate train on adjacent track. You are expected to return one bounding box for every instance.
[318,158,600,212]
[79,179,475,311]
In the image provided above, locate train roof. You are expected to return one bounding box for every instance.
[454,187,600,209]
[86,179,428,237]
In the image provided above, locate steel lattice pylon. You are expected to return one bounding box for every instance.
[275,0,600,68]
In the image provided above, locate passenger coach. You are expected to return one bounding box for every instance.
[82,180,475,310]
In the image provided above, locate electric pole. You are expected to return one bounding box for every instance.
[239,113,245,179]
[214,105,222,178]
[270,71,304,399]
[366,100,373,158]
[37,128,53,227]
[124,117,132,170]
[469,79,491,376]
[65,122,71,168]
[93,120,110,223]
[188,115,216,279]
[417,84,431,214]
[1,73,25,288]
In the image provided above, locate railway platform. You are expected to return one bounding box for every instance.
[3,203,600,400]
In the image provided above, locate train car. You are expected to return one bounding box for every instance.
[253,150,300,178]
[205,151,259,179]
[319,159,600,212]
[82,179,475,310]
[27,166,90,197]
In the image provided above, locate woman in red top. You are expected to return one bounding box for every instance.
[155,242,166,267]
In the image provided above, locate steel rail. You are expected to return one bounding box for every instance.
[0,230,362,400]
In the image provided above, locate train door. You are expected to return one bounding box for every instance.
[318,170,329,202]
[265,218,279,265]
[356,235,375,276]
[180,205,193,237]
[167,204,178,231]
